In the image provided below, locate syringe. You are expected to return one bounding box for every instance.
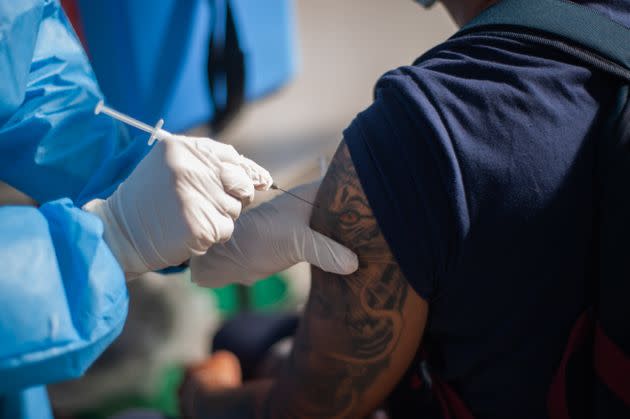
[94,100,169,145]
[94,101,321,208]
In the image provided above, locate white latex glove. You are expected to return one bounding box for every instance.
[84,135,273,278]
[190,181,359,288]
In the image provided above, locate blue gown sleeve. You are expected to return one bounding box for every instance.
[0,199,128,392]
[1,386,53,419]
[0,0,150,206]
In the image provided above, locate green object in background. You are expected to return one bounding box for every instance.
[210,273,290,315]
[250,273,289,310]
[75,366,183,419]
[210,284,241,316]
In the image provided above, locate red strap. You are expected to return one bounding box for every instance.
[60,0,89,52]
[433,379,453,419]
[548,311,593,419]
[594,323,630,406]
[410,373,424,390]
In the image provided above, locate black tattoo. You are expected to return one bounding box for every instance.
[264,141,412,418]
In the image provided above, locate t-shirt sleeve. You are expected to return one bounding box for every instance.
[344,68,470,301]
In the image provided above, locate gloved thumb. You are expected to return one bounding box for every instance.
[303,229,359,275]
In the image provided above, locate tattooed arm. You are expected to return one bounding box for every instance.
[182,140,428,419]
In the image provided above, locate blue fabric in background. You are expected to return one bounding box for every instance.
[232,0,298,100]
[345,1,629,418]
[77,0,298,133]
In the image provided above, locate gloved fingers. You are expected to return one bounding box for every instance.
[197,139,241,163]
[211,189,243,222]
[237,155,273,191]
[172,135,252,174]
[184,144,245,216]
[190,243,258,287]
[303,229,359,275]
[220,163,256,207]
[205,210,237,244]
[194,138,273,192]
[184,202,239,251]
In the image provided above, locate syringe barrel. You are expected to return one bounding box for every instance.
[95,101,155,134]
[95,100,172,144]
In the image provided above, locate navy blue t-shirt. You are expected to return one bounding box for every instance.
[344,2,630,418]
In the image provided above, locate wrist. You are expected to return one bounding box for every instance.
[83,198,149,279]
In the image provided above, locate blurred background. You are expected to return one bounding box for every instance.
[42,0,456,417]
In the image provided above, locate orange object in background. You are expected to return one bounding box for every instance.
[178,351,243,417]
[186,351,243,391]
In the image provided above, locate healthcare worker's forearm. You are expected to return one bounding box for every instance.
[0,200,128,391]
[83,198,149,280]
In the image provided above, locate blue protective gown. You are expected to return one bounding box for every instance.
[76,0,297,132]
[0,1,151,417]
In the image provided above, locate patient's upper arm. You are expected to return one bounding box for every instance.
[265,141,428,418]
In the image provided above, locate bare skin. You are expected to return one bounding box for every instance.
[180,141,427,418]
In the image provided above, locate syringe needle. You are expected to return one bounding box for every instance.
[271,184,320,209]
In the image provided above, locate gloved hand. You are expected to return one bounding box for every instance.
[190,181,359,287]
[84,135,273,279]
